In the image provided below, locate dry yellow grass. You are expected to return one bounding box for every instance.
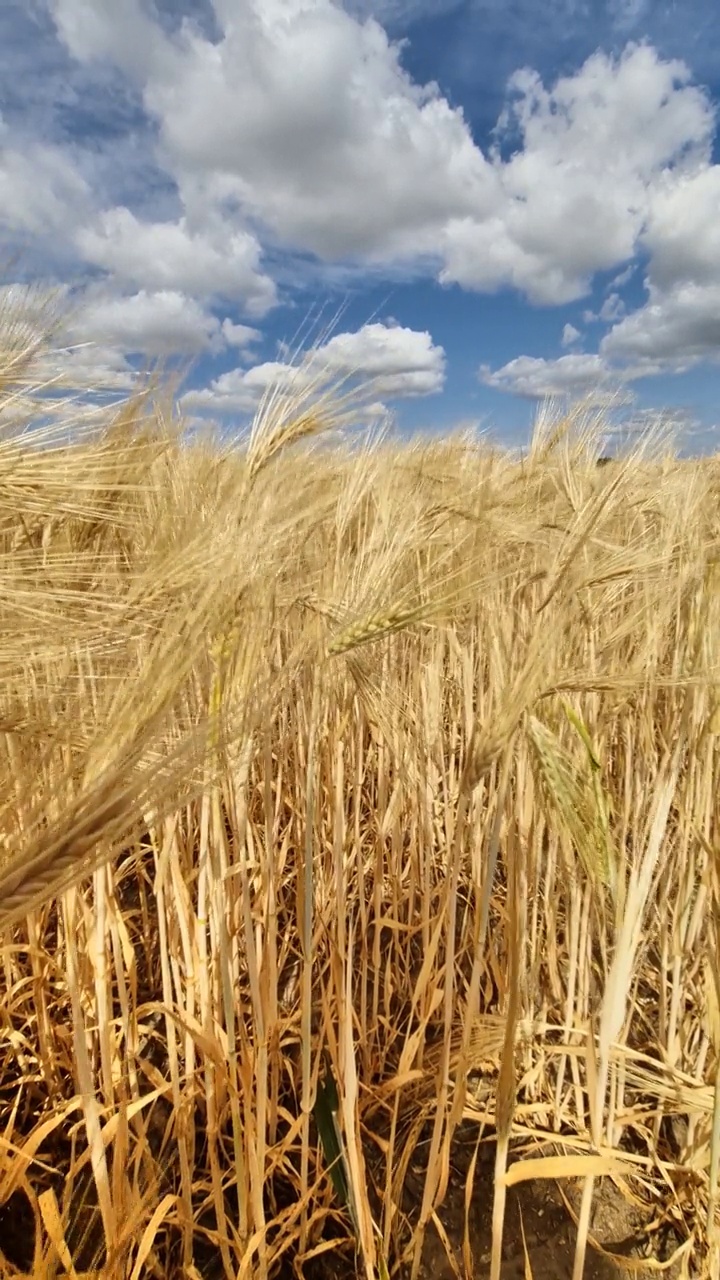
[0,290,719,1279]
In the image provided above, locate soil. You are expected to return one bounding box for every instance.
[410,1130,683,1280]
[0,1127,685,1279]
[304,1118,686,1280]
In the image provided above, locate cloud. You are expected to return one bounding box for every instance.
[45,3,717,314]
[561,323,581,347]
[0,2,169,232]
[181,321,446,414]
[584,292,627,324]
[48,0,165,81]
[67,289,229,357]
[478,325,706,397]
[140,3,496,264]
[608,0,650,32]
[641,164,720,293]
[341,0,464,24]
[576,160,720,375]
[0,276,262,400]
[607,264,636,291]
[76,206,276,315]
[2,1,719,398]
[318,322,446,395]
[0,282,139,415]
[41,342,138,394]
[600,281,720,371]
[0,117,91,240]
[441,43,714,303]
[221,319,262,352]
[479,352,613,399]
[180,362,291,415]
[0,281,69,350]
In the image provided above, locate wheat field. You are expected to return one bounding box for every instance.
[1,298,719,1279]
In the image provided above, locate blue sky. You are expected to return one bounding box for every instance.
[1,0,719,452]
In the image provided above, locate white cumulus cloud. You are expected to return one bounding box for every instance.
[76,207,276,315]
[45,2,718,319]
[479,352,613,399]
[561,323,581,347]
[2,1,719,403]
[600,281,720,371]
[181,321,446,414]
[0,118,91,239]
[68,289,228,357]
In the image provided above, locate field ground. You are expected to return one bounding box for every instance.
[414,1140,682,1279]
